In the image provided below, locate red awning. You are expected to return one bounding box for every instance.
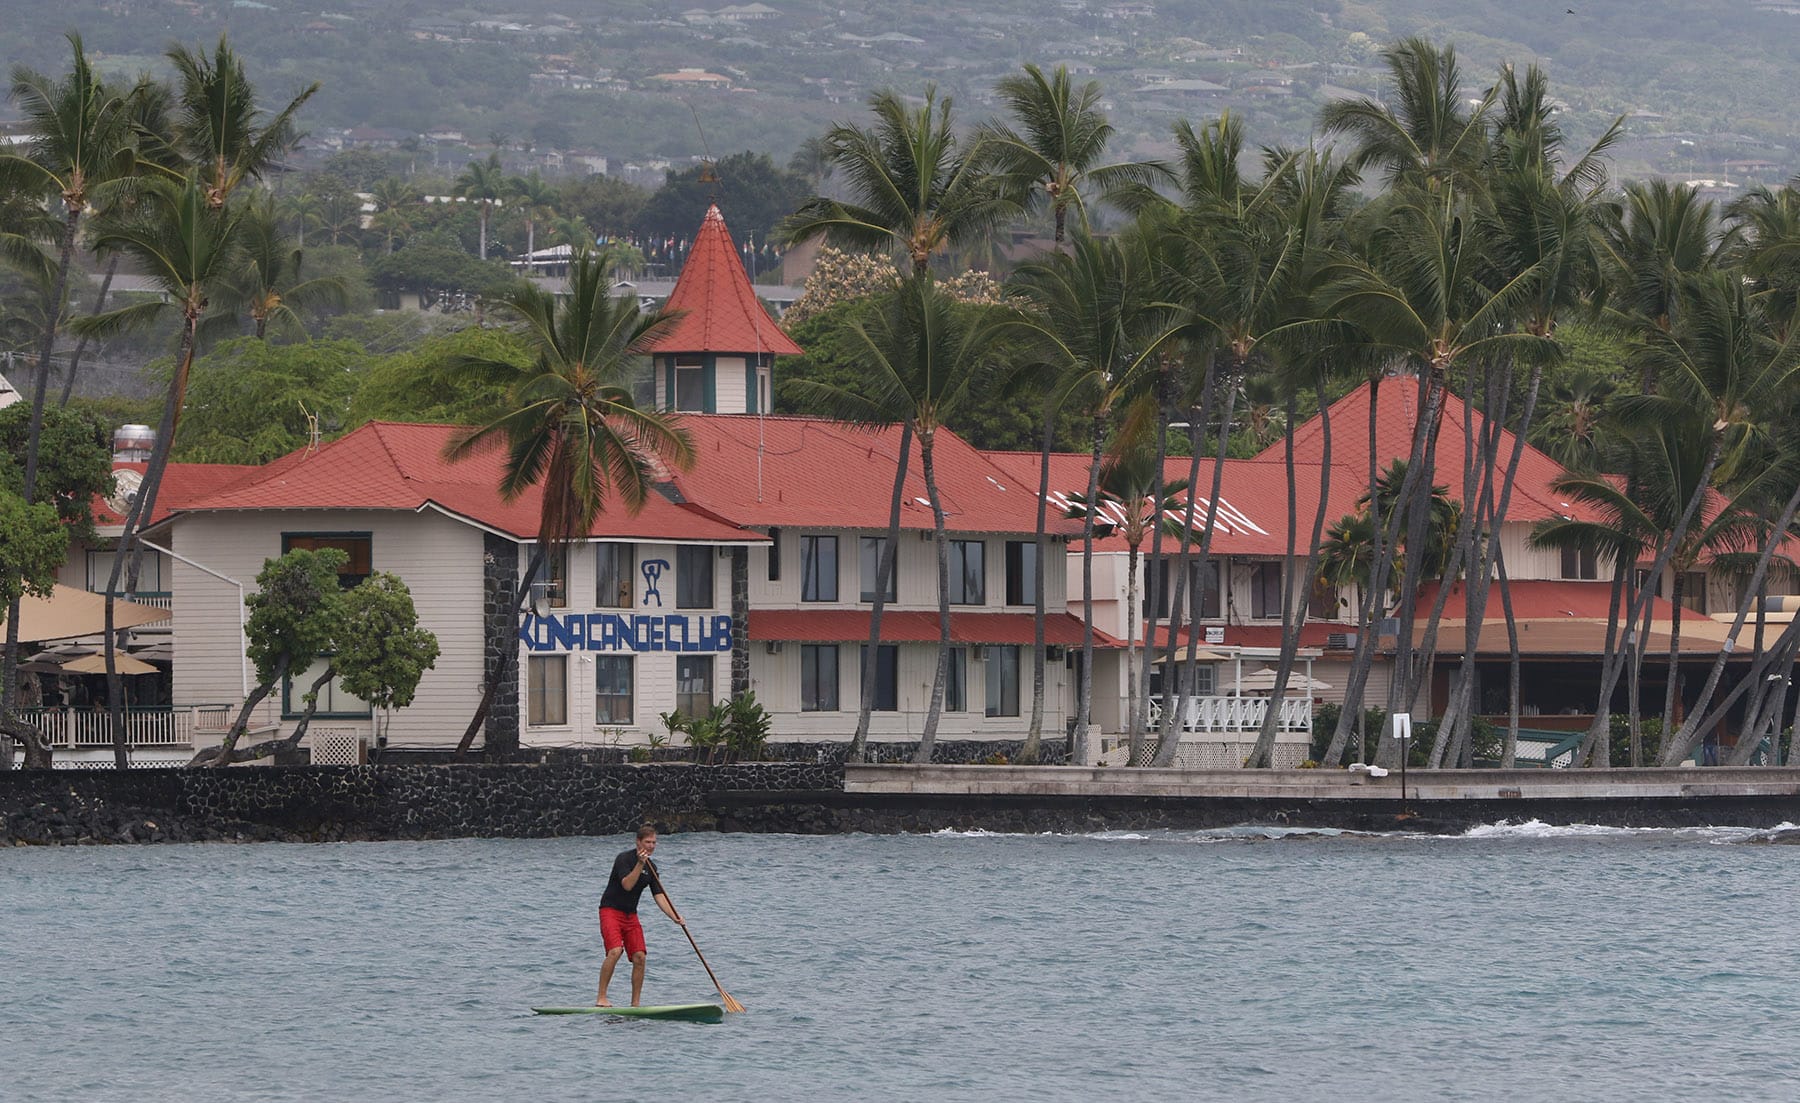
[748,609,1115,647]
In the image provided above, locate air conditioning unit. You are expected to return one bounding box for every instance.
[763,640,784,654]
[969,644,987,661]
[1327,631,1358,651]
[1376,617,1399,639]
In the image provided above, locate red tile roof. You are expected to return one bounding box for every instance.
[640,204,802,357]
[172,421,763,544]
[749,609,1115,647]
[1269,375,1595,523]
[1418,579,1686,622]
[100,462,263,527]
[672,415,1081,536]
[980,451,1365,557]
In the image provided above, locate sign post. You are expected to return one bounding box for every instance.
[1391,712,1412,804]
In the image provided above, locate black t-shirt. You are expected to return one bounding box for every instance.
[599,848,655,914]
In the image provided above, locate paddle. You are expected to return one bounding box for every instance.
[642,857,746,1013]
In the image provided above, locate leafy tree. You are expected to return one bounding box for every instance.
[0,488,70,768]
[0,401,113,543]
[637,151,810,246]
[169,337,369,463]
[348,324,526,427]
[558,173,647,238]
[298,573,439,747]
[369,232,520,300]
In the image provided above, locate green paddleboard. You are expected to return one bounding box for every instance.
[532,1003,724,1023]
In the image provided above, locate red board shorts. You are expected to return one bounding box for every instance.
[599,906,646,957]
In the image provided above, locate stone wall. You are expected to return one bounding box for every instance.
[481,533,521,754]
[1,762,839,845]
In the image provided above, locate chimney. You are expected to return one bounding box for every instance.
[113,424,155,465]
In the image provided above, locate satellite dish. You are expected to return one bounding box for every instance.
[107,468,143,517]
[529,580,556,618]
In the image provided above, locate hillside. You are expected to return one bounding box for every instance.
[0,0,1794,184]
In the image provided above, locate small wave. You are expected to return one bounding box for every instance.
[1455,819,1788,843]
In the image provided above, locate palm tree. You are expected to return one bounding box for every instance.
[1598,179,1729,389]
[506,171,557,262]
[218,196,349,339]
[455,153,507,260]
[1317,36,1493,193]
[791,275,1014,763]
[1062,439,1188,761]
[981,63,1169,243]
[1,34,134,501]
[78,175,245,768]
[778,86,1016,276]
[1011,231,1182,765]
[163,34,317,208]
[442,248,694,757]
[282,190,325,248]
[368,177,419,254]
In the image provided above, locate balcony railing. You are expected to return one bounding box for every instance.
[1142,694,1314,734]
[15,705,234,748]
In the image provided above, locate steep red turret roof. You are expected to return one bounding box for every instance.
[640,204,803,357]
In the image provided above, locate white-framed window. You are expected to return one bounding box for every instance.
[596,544,634,608]
[528,655,568,727]
[984,645,1021,717]
[860,644,898,712]
[677,545,714,608]
[676,655,713,716]
[595,655,633,724]
[860,536,897,602]
[1561,545,1598,581]
[282,655,371,719]
[949,540,985,605]
[674,358,707,411]
[1004,541,1037,606]
[800,644,839,712]
[945,647,967,713]
[87,549,166,595]
[1250,562,1282,619]
[802,535,839,602]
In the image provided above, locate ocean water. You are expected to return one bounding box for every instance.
[6,823,1800,1103]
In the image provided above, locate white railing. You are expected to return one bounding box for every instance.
[1140,694,1314,734]
[15,705,234,748]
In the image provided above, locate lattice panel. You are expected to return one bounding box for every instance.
[309,730,363,766]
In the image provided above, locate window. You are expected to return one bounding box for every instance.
[860,644,898,712]
[594,655,633,724]
[800,644,839,712]
[860,536,897,602]
[538,544,569,608]
[1251,562,1283,620]
[1680,571,1709,615]
[1149,662,1216,699]
[985,645,1021,717]
[283,533,372,588]
[676,656,713,716]
[1004,541,1037,606]
[767,528,781,581]
[945,647,967,713]
[677,545,714,608]
[949,540,986,605]
[1561,545,1598,581]
[801,535,839,601]
[1147,558,1222,619]
[282,655,371,719]
[596,544,634,608]
[1307,576,1338,621]
[674,358,707,411]
[87,550,165,595]
[527,655,568,726]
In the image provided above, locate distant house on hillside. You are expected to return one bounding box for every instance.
[650,68,732,88]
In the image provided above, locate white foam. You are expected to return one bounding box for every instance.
[1455,819,1795,844]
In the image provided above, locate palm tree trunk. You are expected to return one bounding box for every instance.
[1135,367,1174,753]
[1497,545,1521,768]
[1662,574,1686,735]
[1124,546,1142,765]
[61,254,119,406]
[852,421,912,763]
[1021,407,1053,764]
[1666,479,1800,764]
[479,204,490,260]
[1074,413,1104,765]
[1161,378,1241,768]
[1149,366,1217,765]
[1582,433,1725,765]
[1322,375,1386,767]
[1383,370,1449,768]
[914,426,950,764]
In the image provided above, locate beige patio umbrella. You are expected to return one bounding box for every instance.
[0,585,170,643]
[60,653,160,676]
[1234,665,1333,692]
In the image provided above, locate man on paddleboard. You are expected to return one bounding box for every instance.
[597,824,684,1007]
